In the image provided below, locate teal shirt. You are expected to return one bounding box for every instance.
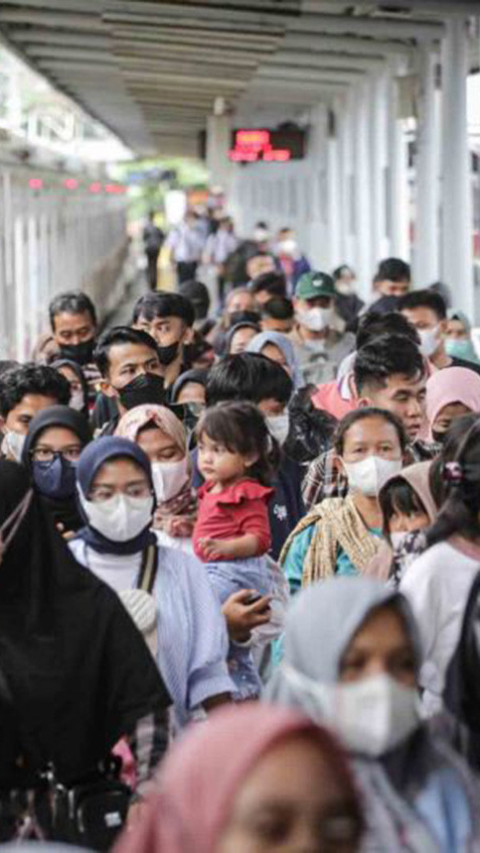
[283,522,383,595]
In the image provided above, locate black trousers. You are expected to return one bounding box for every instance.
[146,249,159,290]
[177,261,198,284]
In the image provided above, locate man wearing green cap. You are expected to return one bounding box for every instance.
[291,271,355,386]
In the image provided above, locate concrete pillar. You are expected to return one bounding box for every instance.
[340,88,357,271]
[440,17,473,316]
[370,70,390,265]
[387,63,410,262]
[326,105,342,269]
[414,44,440,287]
[206,113,233,196]
[354,80,373,298]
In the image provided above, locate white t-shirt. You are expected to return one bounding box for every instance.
[400,540,480,715]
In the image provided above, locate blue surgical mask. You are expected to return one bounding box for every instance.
[445,338,479,364]
[33,455,78,500]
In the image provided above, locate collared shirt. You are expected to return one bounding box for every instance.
[302,440,440,510]
[166,223,205,263]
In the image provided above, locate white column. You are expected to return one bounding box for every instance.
[341,88,356,268]
[370,69,390,265]
[206,113,233,197]
[440,17,473,316]
[387,62,410,262]
[354,80,373,298]
[326,105,342,268]
[414,44,440,287]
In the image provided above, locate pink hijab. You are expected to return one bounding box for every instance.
[114,704,361,853]
[425,367,480,439]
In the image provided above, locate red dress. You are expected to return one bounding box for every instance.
[193,479,274,563]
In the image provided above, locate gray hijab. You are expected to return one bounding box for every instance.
[265,576,421,711]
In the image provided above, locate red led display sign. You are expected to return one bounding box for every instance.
[229,127,306,163]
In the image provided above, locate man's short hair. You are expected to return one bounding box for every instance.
[132,291,195,327]
[261,296,294,321]
[398,289,447,321]
[206,352,293,407]
[248,271,287,298]
[356,311,420,350]
[0,364,70,417]
[354,333,425,395]
[49,291,97,330]
[376,257,411,283]
[94,326,158,377]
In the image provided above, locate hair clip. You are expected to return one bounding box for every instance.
[443,461,464,483]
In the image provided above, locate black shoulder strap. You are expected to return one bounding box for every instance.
[137,543,159,594]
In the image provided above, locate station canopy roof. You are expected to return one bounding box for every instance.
[0,0,478,156]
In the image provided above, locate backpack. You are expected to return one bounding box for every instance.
[119,543,159,658]
[443,569,480,770]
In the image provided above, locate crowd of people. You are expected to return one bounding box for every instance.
[2,210,480,851]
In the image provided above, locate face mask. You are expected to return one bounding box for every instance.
[33,456,78,500]
[297,307,333,332]
[343,456,403,497]
[278,239,297,256]
[79,490,154,543]
[0,489,33,565]
[69,389,85,412]
[418,326,440,358]
[266,413,290,446]
[282,665,420,757]
[157,341,180,367]
[2,430,26,463]
[59,339,95,366]
[228,310,260,327]
[151,458,189,503]
[445,338,478,363]
[335,281,355,297]
[117,373,165,410]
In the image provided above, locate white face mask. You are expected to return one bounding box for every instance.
[278,238,297,256]
[336,280,355,297]
[282,665,420,757]
[151,458,189,503]
[265,413,290,447]
[343,456,403,497]
[79,489,154,543]
[297,307,333,332]
[69,389,85,412]
[418,326,441,358]
[2,430,26,463]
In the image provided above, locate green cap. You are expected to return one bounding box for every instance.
[295,271,335,300]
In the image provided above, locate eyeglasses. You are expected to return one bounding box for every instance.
[32,446,82,463]
[88,483,152,502]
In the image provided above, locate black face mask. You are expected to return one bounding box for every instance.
[58,339,95,366]
[117,373,166,410]
[157,341,180,367]
[228,310,260,327]
[431,430,446,445]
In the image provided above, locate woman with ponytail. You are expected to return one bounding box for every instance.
[400,417,480,716]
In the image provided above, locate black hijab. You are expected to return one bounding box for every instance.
[22,405,91,533]
[0,461,170,787]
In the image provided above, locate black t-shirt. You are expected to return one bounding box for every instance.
[449,356,480,377]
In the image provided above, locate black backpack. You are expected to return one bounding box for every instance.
[444,569,480,770]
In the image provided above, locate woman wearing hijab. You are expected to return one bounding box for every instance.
[22,405,91,536]
[0,460,170,842]
[445,311,480,365]
[69,436,233,727]
[115,404,196,549]
[246,330,305,390]
[425,366,480,443]
[115,703,364,853]
[265,576,480,852]
[226,321,261,355]
[51,358,89,416]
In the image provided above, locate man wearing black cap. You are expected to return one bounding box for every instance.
[291,271,355,385]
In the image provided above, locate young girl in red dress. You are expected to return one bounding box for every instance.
[193,401,277,698]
